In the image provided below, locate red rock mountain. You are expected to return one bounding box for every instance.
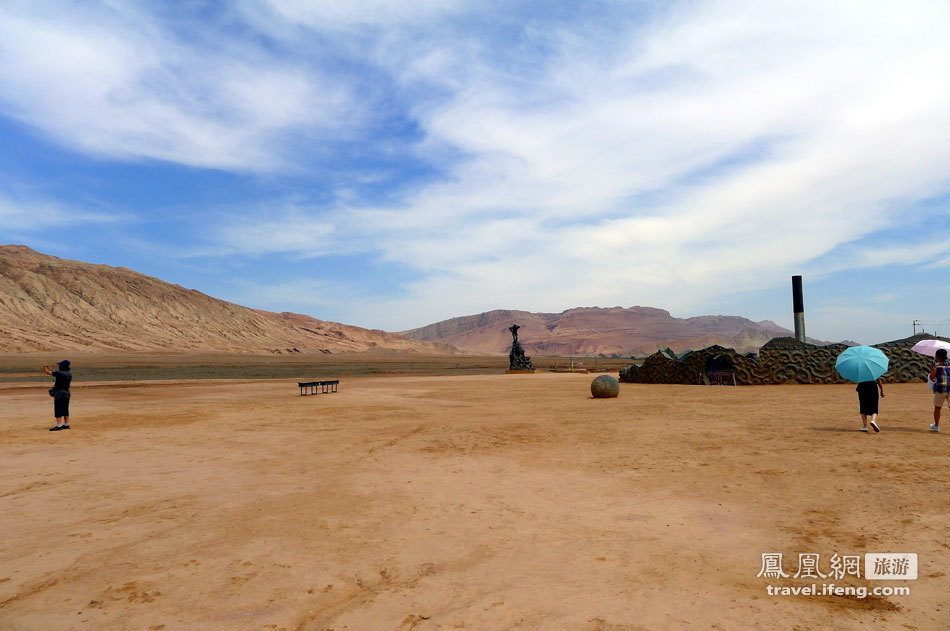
[401,307,821,356]
[0,245,455,354]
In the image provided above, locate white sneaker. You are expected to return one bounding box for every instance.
[931,424,940,432]
[870,420,880,433]
[860,427,869,432]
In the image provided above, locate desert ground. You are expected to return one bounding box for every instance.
[1,367,948,630]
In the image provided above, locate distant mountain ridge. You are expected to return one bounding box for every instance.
[0,245,456,354]
[402,307,828,356]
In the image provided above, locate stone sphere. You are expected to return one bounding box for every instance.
[590,374,620,398]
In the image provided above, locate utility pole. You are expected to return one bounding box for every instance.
[913,320,920,335]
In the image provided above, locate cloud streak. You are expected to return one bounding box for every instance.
[0,191,122,232]
[0,2,355,171]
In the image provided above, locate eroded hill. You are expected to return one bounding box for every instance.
[401,307,822,356]
[0,245,455,354]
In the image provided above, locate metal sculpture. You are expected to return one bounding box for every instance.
[508,324,534,371]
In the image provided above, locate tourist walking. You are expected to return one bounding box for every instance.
[929,349,950,432]
[44,360,71,431]
[856,378,883,432]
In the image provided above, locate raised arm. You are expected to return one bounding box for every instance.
[43,364,53,376]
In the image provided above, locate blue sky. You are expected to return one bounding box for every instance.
[2,0,950,344]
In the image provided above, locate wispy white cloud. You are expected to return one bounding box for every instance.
[224,277,334,310]
[807,303,928,345]
[0,191,122,232]
[0,2,355,170]
[213,206,337,257]
[255,0,467,28]
[920,256,950,270]
[813,239,950,275]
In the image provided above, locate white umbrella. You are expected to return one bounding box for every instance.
[913,339,950,391]
[911,339,950,357]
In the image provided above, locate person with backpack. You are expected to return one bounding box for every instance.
[930,348,950,432]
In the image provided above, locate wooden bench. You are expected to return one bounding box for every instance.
[298,380,340,396]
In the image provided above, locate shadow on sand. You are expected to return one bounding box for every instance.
[808,426,947,435]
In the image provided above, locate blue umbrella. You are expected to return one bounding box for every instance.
[835,346,889,383]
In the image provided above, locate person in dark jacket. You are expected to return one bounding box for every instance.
[44,360,71,431]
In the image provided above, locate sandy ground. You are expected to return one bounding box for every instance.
[1,374,948,631]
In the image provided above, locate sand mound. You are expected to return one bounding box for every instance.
[0,245,455,354]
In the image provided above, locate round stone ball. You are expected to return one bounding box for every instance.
[590,374,620,398]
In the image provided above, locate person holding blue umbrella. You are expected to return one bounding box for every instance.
[855,378,884,432]
[836,346,889,433]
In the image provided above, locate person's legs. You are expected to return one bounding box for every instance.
[860,413,868,427]
[50,397,68,430]
[932,393,946,431]
[869,413,880,432]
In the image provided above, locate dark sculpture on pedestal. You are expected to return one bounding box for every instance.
[508,324,534,371]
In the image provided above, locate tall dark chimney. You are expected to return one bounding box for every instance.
[792,275,805,343]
